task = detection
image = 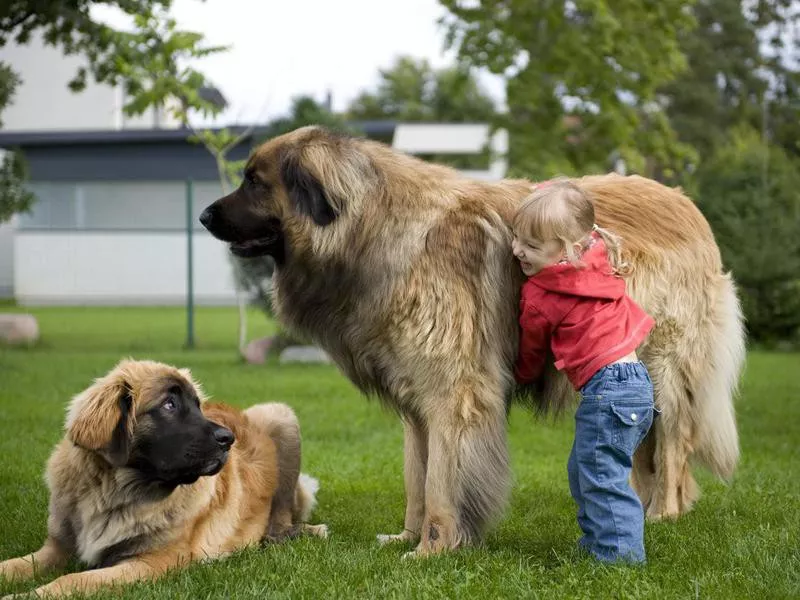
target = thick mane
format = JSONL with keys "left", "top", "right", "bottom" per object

{"left": 272, "top": 134, "right": 526, "bottom": 399}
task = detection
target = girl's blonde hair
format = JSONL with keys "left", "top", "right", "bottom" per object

{"left": 512, "top": 178, "right": 631, "bottom": 275}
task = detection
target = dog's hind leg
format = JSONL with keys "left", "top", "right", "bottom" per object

{"left": 636, "top": 353, "right": 699, "bottom": 521}
{"left": 631, "top": 425, "right": 657, "bottom": 511}
{"left": 377, "top": 416, "right": 427, "bottom": 546}
{"left": 0, "top": 537, "right": 69, "bottom": 584}
{"left": 244, "top": 403, "right": 302, "bottom": 539}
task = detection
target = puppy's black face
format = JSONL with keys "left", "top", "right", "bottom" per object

{"left": 127, "top": 377, "right": 234, "bottom": 487}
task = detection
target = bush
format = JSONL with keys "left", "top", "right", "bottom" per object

{"left": 0, "top": 149, "right": 35, "bottom": 224}
{"left": 693, "top": 127, "right": 800, "bottom": 345}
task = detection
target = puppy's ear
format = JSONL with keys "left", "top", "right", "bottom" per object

{"left": 279, "top": 129, "right": 375, "bottom": 226}
{"left": 178, "top": 368, "right": 208, "bottom": 403}
{"left": 65, "top": 373, "right": 135, "bottom": 466}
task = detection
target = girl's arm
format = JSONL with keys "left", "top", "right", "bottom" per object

{"left": 514, "top": 303, "right": 551, "bottom": 384}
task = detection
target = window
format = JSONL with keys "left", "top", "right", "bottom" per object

{"left": 18, "top": 181, "right": 223, "bottom": 231}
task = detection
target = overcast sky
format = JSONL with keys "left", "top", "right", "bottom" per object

{"left": 96, "top": 0, "right": 506, "bottom": 125}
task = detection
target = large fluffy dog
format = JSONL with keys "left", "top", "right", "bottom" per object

{"left": 0, "top": 359, "right": 326, "bottom": 597}
{"left": 200, "top": 126, "right": 745, "bottom": 556}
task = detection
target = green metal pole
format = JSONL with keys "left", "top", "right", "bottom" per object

{"left": 185, "top": 179, "right": 195, "bottom": 349}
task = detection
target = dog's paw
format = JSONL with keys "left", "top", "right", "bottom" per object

{"left": 376, "top": 534, "right": 404, "bottom": 545}
{"left": 302, "top": 523, "right": 329, "bottom": 539}
{"left": 645, "top": 503, "right": 681, "bottom": 522}
{"left": 376, "top": 530, "right": 417, "bottom": 546}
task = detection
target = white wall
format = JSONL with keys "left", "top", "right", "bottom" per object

{"left": 0, "top": 34, "right": 178, "bottom": 131}
{"left": 14, "top": 232, "right": 239, "bottom": 305}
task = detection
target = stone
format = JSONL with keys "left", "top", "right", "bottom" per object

{"left": 0, "top": 313, "right": 40, "bottom": 346}
{"left": 240, "top": 336, "right": 273, "bottom": 365}
{"left": 279, "top": 345, "right": 332, "bottom": 365}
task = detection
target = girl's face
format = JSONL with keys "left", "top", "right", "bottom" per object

{"left": 511, "top": 233, "right": 563, "bottom": 276}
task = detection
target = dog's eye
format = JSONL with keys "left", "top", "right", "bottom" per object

{"left": 162, "top": 398, "right": 177, "bottom": 412}
{"left": 244, "top": 171, "right": 270, "bottom": 192}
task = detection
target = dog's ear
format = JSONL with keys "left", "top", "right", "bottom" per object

{"left": 65, "top": 372, "right": 135, "bottom": 466}
{"left": 280, "top": 148, "right": 338, "bottom": 226}
{"left": 279, "top": 129, "right": 376, "bottom": 226}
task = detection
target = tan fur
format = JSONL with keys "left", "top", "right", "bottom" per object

{"left": 0, "top": 360, "right": 326, "bottom": 597}
{"left": 206, "top": 127, "right": 745, "bottom": 556}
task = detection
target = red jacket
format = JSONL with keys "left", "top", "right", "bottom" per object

{"left": 514, "top": 236, "right": 655, "bottom": 390}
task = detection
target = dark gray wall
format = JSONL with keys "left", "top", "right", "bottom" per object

{"left": 0, "top": 121, "right": 396, "bottom": 182}
{"left": 18, "top": 141, "right": 252, "bottom": 182}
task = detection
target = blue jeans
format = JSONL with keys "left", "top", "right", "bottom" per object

{"left": 567, "top": 362, "right": 655, "bottom": 563}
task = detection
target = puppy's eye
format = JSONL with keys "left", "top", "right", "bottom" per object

{"left": 162, "top": 398, "right": 177, "bottom": 412}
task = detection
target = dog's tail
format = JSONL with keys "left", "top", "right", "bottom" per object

{"left": 692, "top": 273, "right": 746, "bottom": 479}
{"left": 293, "top": 473, "right": 320, "bottom": 522}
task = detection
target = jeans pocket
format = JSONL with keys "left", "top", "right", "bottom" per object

{"left": 609, "top": 401, "right": 654, "bottom": 455}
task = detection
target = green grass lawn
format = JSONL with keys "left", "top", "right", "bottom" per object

{"left": 0, "top": 306, "right": 798, "bottom": 599}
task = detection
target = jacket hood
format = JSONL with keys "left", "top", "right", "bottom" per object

{"left": 528, "top": 237, "right": 624, "bottom": 300}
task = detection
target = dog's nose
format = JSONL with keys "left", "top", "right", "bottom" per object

{"left": 199, "top": 206, "right": 215, "bottom": 229}
{"left": 213, "top": 426, "right": 235, "bottom": 449}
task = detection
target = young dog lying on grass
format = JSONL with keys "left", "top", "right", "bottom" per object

{"left": 0, "top": 359, "right": 327, "bottom": 598}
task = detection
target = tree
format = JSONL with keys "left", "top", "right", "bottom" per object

{"left": 659, "top": 0, "right": 765, "bottom": 159}
{"left": 0, "top": 1, "right": 220, "bottom": 222}
{"left": 0, "top": 1, "right": 190, "bottom": 104}
{"left": 438, "top": 0, "right": 698, "bottom": 179}
{"left": 348, "top": 55, "right": 496, "bottom": 122}
{"left": 266, "top": 95, "right": 357, "bottom": 139}
{"left": 347, "top": 56, "right": 497, "bottom": 168}
{"left": 659, "top": 0, "right": 800, "bottom": 162}
{"left": 751, "top": 0, "right": 800, "bottom": 158}
{"left": 0, "top": 62, "right": 17, "bottom": 118}
{"left": 693, "top": 126, "right": 800, "bottom": 344}
{"left": 0, "top": 149, "right": 34, "bottom": 224}
{"left": 0, "top": 62, "right": 33, "bottom": 224}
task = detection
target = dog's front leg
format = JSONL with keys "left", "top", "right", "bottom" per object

{"left": 406, "top": 396, "right": 510, "bottom": 558}
{"left": 16, "top": 551, "right": 181, "bottom": 598}
{"left": 377, "top": 416, "right": 427, "bottom": 546}
{"left": 408, "top": 412, "right": 464, "bottom": 558}
{"left": 0, "top": 538, "right": 69, "bottom": 584}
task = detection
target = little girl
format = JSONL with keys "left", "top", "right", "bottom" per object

{"left": 511, "top": 179, "right": 656, "bottom": 564}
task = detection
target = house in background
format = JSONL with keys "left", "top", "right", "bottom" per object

{"left": 1, "top": 32, "right": 181, "bottom": 132}
{"left": 0, "top": 32, "right": 179, "bottom": 301}
{"left": 1, "top": 127, "right": 255, "bottom": 305}
{"left": 0, "top": 123, "right": 507, "bottom": 305}
{"left": 0, "top": 36, "right": 507, "bottom": 305}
